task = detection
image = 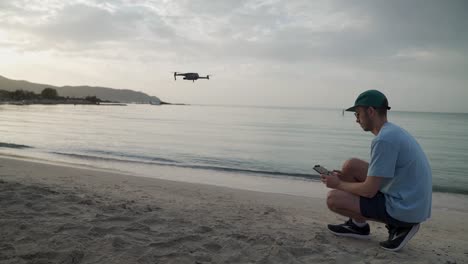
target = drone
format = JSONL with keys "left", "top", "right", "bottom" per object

{"left": 174, "top": 72, "right": 210, "bottom": 82}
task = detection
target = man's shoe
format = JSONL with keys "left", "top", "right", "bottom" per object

{"left": 327, "top": 218, "right": 370, "bottom": 239}
{"left": 380, "top": 223, "right": 420, "bottom": 252}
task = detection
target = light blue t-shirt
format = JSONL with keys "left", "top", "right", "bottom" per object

{"left": 368, "top": 122, "right": 432, "bottom": 223}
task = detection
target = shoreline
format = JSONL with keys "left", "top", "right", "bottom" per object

{"left": 1, "top": 151, "right": 467, "bottom": 197}
{"left": 1, "top": 156, "right": 467, "bottom": 263}
{"left": 0, "top": 101, "right": 126, "bottom": 106}
{"left": 0, "top": 152, "right": 329, "bottom": 199}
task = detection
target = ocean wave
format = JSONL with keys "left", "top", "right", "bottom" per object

{"left": 85, "top": 149, "right": 180, "bottom": 164}
{"left": 51, "top": 152, "right": 176, "bottom": 165}
{"left": 51, "top": 151, "right": 321, "bottom": 181}
{"left": 50, "top": 151, "right": 468, "bottom": 195}
{"left": 0, "top": 142, "right": 32, "bottom": 149}
{"left": 432, "top": 185, "right": 468, "bottom": 195}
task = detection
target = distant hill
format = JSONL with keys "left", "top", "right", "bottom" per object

{"left": 0, "top": 75, "right": 161, "bottom": 104}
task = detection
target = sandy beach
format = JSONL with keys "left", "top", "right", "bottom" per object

{"left": 1, "top": 156, "right": 467, "bottom": 264}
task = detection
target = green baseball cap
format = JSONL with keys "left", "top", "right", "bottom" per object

{"left": 345, "top": 90, "right": 391, "bottom": 112}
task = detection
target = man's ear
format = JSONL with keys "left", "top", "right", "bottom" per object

{"left": 367, "top": 107, "right": 376, "bottom": 118}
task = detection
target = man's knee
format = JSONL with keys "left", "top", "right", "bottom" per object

{"left": 342, "top": 158, "right": 367, "bottom": 173}
{"left": 341, "top": 158, "right": 368, "bottom": 182}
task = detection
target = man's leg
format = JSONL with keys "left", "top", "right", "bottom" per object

{"left": 328, "top": 158, "right": 369, "bottom": 221}
{"left": 325, "top": 158, "right": 371, "bottom": 238}
{"left": 327, "top": 189, "right": 366, "bottom": 222}
{"left": 326, "top": 188, "right": 371, "bottom": 238}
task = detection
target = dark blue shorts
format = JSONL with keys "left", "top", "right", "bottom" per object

{"left": 360, "top": 192, "right": 415, "bottom": 227}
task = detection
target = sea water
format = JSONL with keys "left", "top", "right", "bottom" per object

{"left": 0, "top": 104, "right": 467, "bottom": 195}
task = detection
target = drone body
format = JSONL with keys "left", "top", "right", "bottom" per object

{"left": 174, "top": 72, "right": 210, "bottom": 82}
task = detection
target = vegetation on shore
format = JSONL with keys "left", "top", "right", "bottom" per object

{"left": 0, "top": 75, "right": 161, "bottom": 104}
{"left": 0, "top": 88, "right": 108, "bottom": 105}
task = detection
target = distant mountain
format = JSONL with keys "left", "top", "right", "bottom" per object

{"left": 0, "top": 75, "right": 161, "bottom": 104}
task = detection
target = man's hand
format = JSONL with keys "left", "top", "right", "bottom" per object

{"left": 320, "top": 171, "right": 342, "bottom": 189}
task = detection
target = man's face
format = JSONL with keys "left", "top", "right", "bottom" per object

{"left": 354, "top": 106, "right": 371, "bottom": 131}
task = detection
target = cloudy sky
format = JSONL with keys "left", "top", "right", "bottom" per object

{"left": 1, "top": 0, "right": 467, "bottom": 112}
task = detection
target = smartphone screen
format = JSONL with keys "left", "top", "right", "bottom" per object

{"left": 313, "top": 165, "right": 330, "bottom": 175}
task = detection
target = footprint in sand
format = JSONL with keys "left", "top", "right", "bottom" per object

{"left": 108, "top": 235, "right": 131, "bottom": 249}
{"left": 28, "top": 186, "right": 59, "bottom": 195}
{"left": 149, "top": 235, "right": 203, "bottom": 248}
{"left": 314, "top": 231, "right": 330, "bottom": 244}
{"left": 195, "top": 226, "right": 213, "bottom": 234}
{"left": 104, "top": 215, "right": 136, "bottom": 222}
{"left": 285, "top": 246, "right": 320, "bottom": 258}
{"left": 203, "top": 242, "right": 222, "bottom": 252}
{"left": 87, "top": 226, "right": 119, "bottom": 237}
{"left": 0, "top": 243, "right": 15, "bottom": 259}
{"left": 55, "top": 223, "right": 90, "bottom": 233}
{"left": 124, "top": 222, "right": 151, "bottom": 232}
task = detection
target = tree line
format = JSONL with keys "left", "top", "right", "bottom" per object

{"left": 0, "top": 88, "right": 102, "bottom": 103}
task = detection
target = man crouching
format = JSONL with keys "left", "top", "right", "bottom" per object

{"left": 321, "top": 90, "right": 432, "bottom": 252}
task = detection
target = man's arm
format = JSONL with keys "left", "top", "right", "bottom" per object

{"left": 337, "top": 175, "right": 382, "bottom": 198}
{"left": 321, "top": 173, "right": 382, "bottom": 198}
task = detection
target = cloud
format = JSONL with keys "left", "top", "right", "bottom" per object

{"left": 0, "top": 0, "right": 467, "bottom": 112}
{"left": 336, "top": 0, "right": 468, "bottom": 49}
{"left": 0, "top": 1, "right": 175, "bottom": 52}
{"left": 3, "top": 0, "right": 466, "bottom": 64}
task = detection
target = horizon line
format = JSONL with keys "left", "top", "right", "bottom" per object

{"left": 191, "top": 103, "right": 468, "bottom": 115}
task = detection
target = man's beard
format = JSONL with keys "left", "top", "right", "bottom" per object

{"left": 359, "top": 119, "right": 371, "bottom": 131}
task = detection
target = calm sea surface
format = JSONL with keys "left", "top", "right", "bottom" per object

{"left": 1, "top": 104, "right": 467, "bottom": 195}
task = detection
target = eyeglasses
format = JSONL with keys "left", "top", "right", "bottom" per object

{"left": 354, "top": 107, "right": 373, "bottom": 119}
{"left": 354, "top": 107, "right": 369, "bottom": 119}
